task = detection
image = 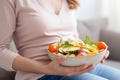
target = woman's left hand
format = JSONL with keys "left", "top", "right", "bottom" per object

{"left": 101, "top": 50, "right": 110, "bottom": 63}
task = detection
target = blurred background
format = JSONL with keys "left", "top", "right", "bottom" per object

{"left": 76, "top": 0, "right": 120, "bottom": 32}
{"left": 75, "top": 0, "right": 120, "bottom": 69}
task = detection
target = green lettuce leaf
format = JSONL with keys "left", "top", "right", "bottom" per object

{"left": 84, "top": 35, "right": 93, "bottom": 45}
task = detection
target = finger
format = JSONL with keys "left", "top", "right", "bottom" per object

{"left": 102, "top": 55, "right": 107, "bottom": 62}
{"left": 101, "top": 59, "right": 105, "bottom": 63}
{"left": 101, "top": 57, "right": 105, "bottom": 63}
{"left": 105, "top": 50, "right": 109, "bottom": 59}
{"left": 64, "top": 65, "right": 94, "bottom": 76}
{"left": 51, "top": 56, "right": 66, "bottom": 66}
{"left": 101, "top": 50, "right": 110, "bottom": 63}
{"left": 104, "top": 54, "right": 109, "bottom": 60}
{"left": 101, "top": 56, "right": 108, "bottom": 63}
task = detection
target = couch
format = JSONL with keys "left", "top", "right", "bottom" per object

{"left": 77, "top": 18, "right": 120, "bottom": 69}
{"left": 0, "top": 18, "right": 120, "bottom": 80}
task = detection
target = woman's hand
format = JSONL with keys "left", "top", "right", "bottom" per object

{"left": 43, "top": 56, "right": 94, "bottom": 76}
{"left": 101, "top": 50, "right": 110, "bottom": 63}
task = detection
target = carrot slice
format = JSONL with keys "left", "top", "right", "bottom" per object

{"left": 57, "top": 41, "right": 60, "bottom": 49}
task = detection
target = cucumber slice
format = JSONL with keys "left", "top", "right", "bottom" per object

{"left": 59, "top": 47, "right": 80, "bottom": 55}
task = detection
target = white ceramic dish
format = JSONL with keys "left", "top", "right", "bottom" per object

{"left": 48, "top": 48, "right": 107, "bottom": 66}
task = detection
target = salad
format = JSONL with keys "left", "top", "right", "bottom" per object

{"left": 48, "top": 36, "right": 107, "bottom": 57}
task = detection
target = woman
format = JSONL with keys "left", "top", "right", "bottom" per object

{"left": 0, "top": 0, "right": 120, "bottom": 80}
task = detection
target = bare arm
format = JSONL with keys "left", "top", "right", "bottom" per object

{"left": 12, "top": 55, "right": 94, "bottom": 76}
{"left": 12, "top": 55, "right": 45, "bottom": 74}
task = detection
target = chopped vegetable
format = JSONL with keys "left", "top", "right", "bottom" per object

{"left": 48, "top": 36, "right": 107, "bottom": 57}
{"left": 97, "top": 41, "right": 107, "bottom": 50}
{"left": 48, "top": 44, "right": 57, "bottom": 53}
{"left": 84, "top": 35, "right": 93, "bottom": 45}
{"left": 57, "top": 41, "right": 60, "bottom": 49}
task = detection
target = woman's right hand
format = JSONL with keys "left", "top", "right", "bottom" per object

{"left": 43, "top": 56, "right": 94, "bottom": 76}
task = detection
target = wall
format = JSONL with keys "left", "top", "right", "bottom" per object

{"left": 76, "top": 0, "right": 120, "bottom": 32}
{"left": 76, "top": 0, "right": 102, "bottom": 21}
{"left": 102, "top": 0, "right": 120, "bottom": 32}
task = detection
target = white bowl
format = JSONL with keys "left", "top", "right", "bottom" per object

{"left": 48, "top": 48, "right": 107, "bottom": 66}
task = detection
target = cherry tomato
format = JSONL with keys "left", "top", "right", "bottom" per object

{"left": 97, "top": 41, "right": 107, "bottom": 50}
{"left": 48, "top": 44, "right": 57, "bottom": 53}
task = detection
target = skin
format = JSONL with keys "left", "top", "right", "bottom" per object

{"left": 12, "top": 56, "right": 94, "bottom": 76}
{"left": 12, "top": 50, "right": 109, "bottom": 76}
{"left": 101, "top": 50, "right": 109, "bottom": 63}
{"left": 12, "top": 0, "right": 109, "bottom": 76}
{"left": 40, "top": 0, "right": 62, "bottom": 14}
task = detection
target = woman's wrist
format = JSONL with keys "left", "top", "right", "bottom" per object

{"left": 37, "top": 61, "right": 53, "bottom": 75}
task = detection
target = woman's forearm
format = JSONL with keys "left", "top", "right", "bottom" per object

{"left": 12, "top": 55, "right": 45, "bottom": 74}
{"left": 12, "top": 55, "right": 94, "bottom": 76}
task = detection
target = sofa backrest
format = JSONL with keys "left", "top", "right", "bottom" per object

{"left": 100, "top": 29, "right": 120, "bottom": 61}
{"left": 77, "top": 18, "right": 108, "bottom": 41}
